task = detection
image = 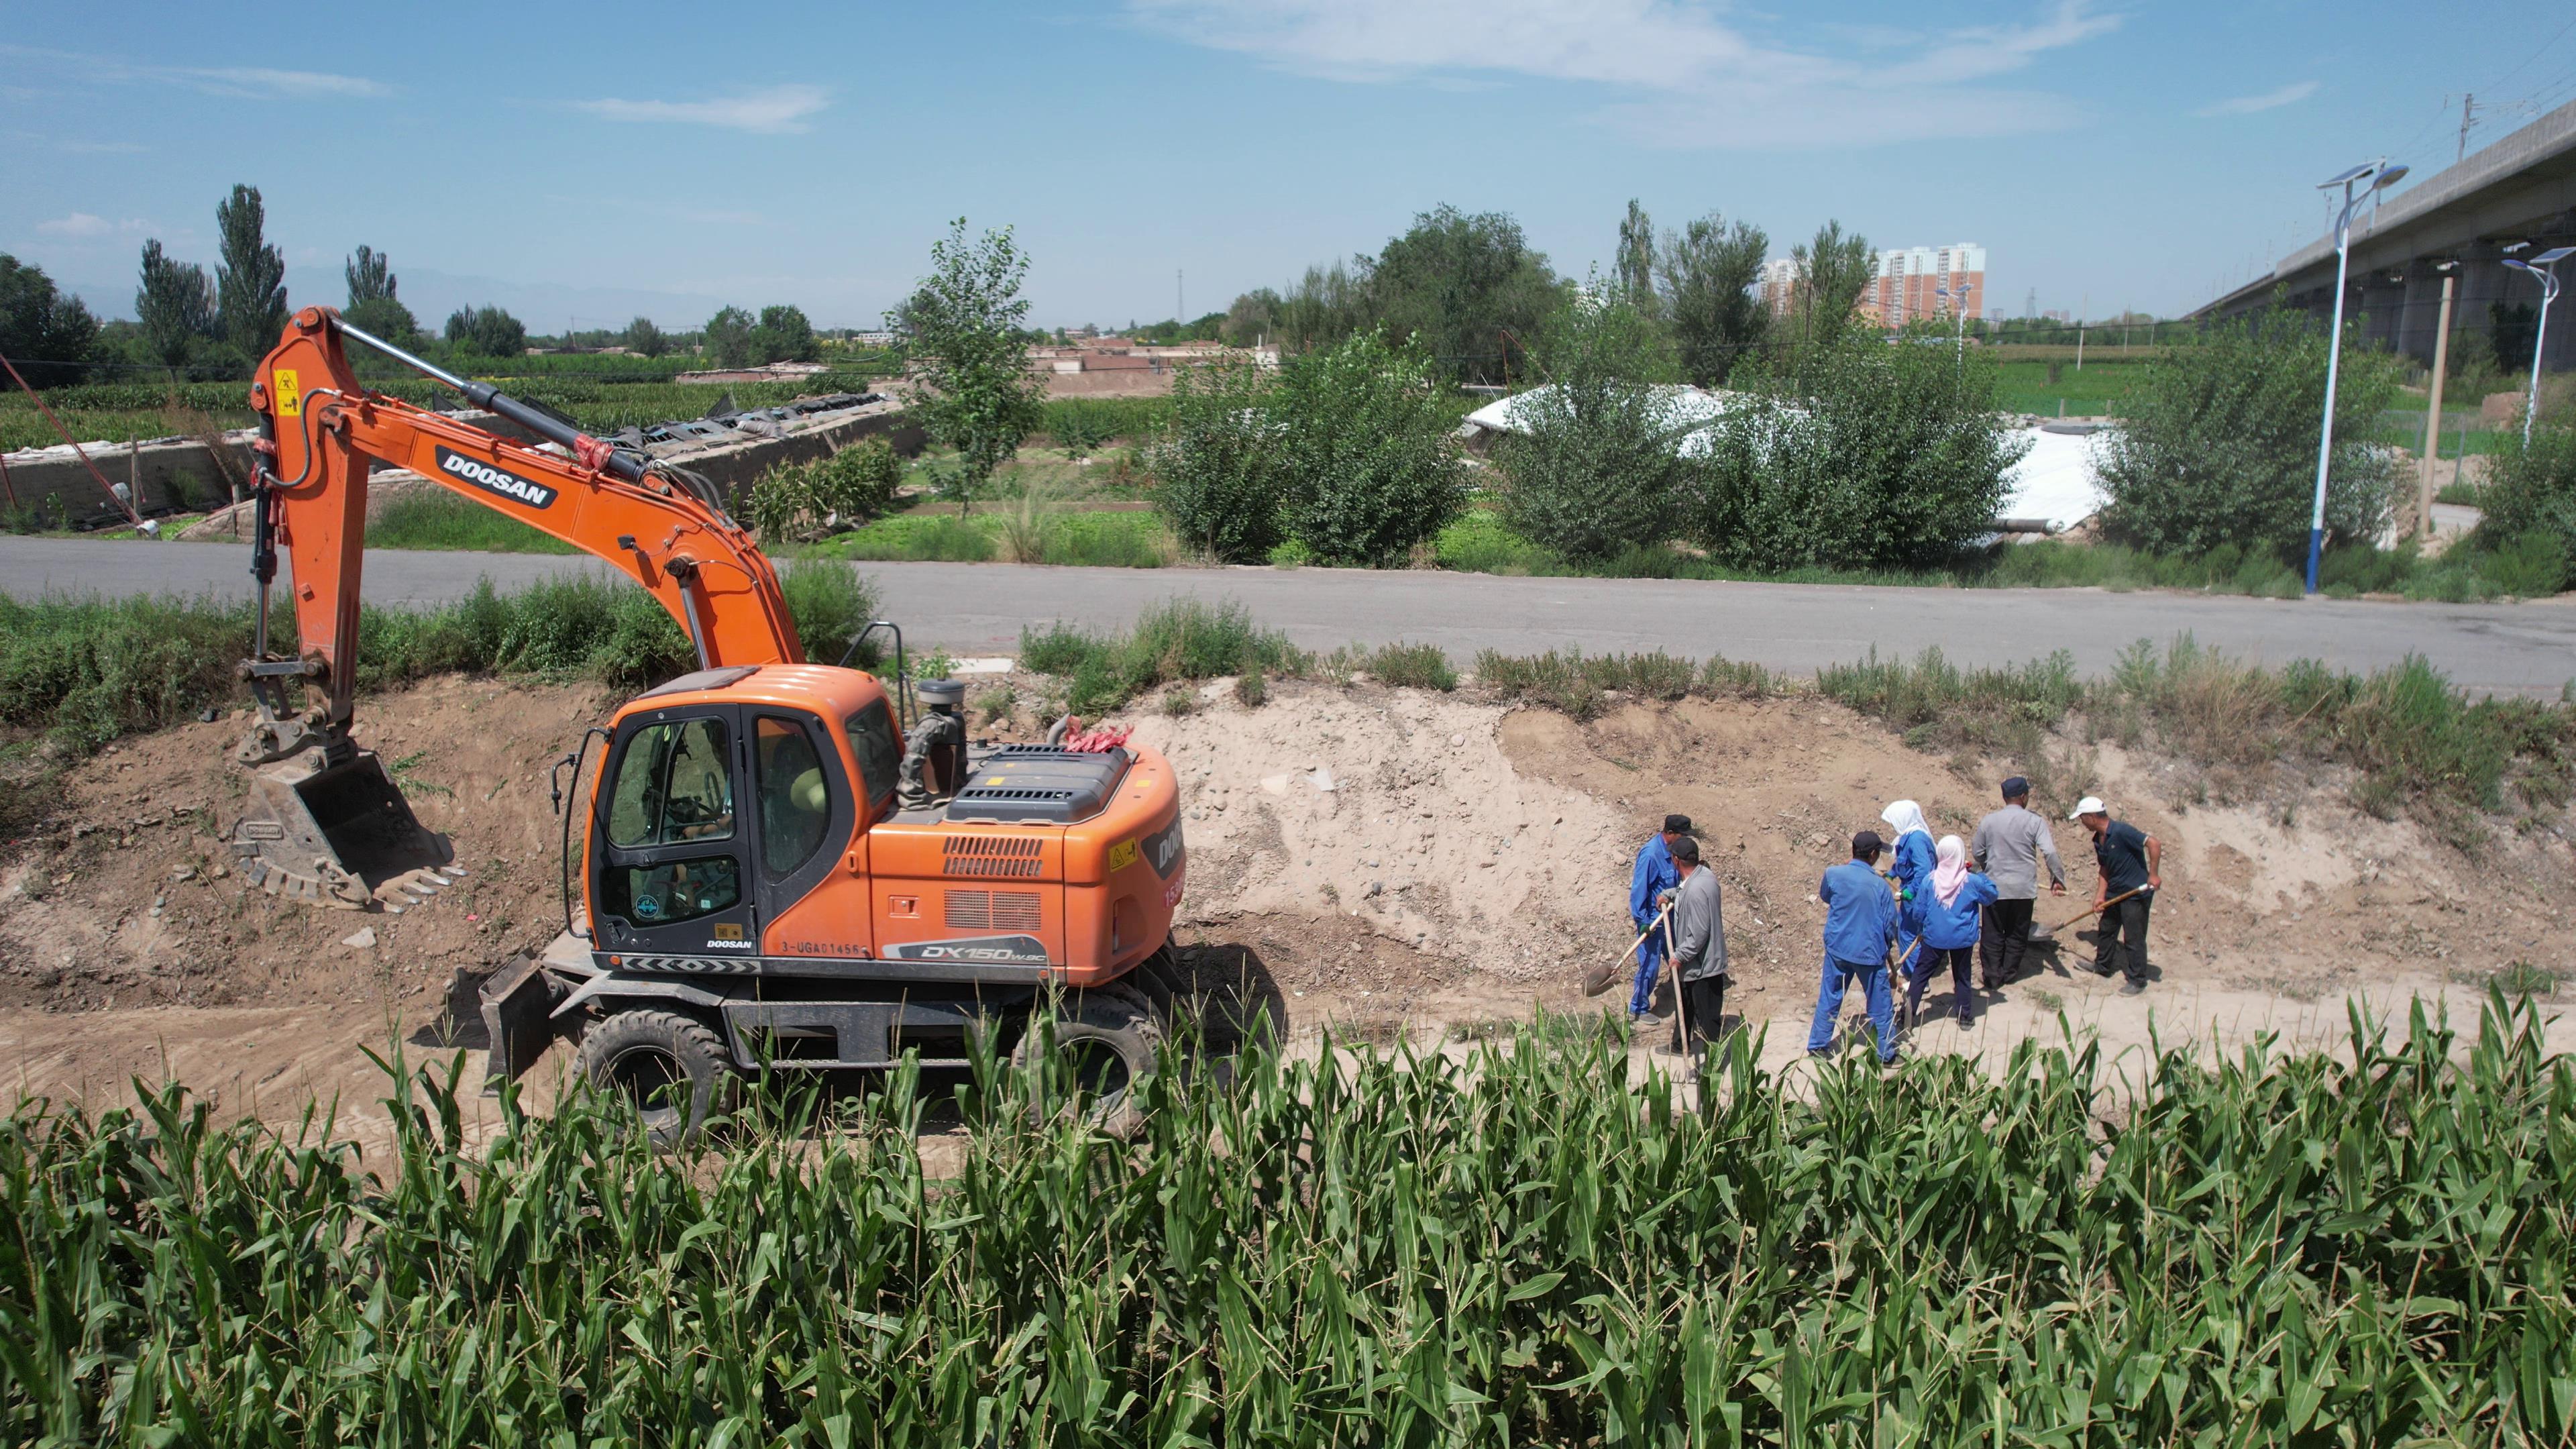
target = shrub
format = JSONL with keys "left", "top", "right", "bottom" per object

{"left": 1433, "top": 511, "right": 1558, "bottom": 574}
{"left": 1274, "top": 329, "right": 1467, "bottom": 565}
{"left": 2094, "top": 306, "right": 2404, "bottom": 560}
{"left": 1362, "top": 641, "right": 1456, "bottom": 690}
{"left": 1495, "top": 295, "right": 1699, "bottom": 561}
{"left": 1018, "top": 598, "right": 1304, "bottom": 714}
{"left": 1146, "top": 356, "right": 1289, "bottom": 562}
{"left": 2477, "top": 419, "right": 2576, "bottom": 591}
{"left": 1694, "top": 331, "right": 2026, "bottom": 571}
{"left": 747, "top": 437, "right": 903, "bottom": 543}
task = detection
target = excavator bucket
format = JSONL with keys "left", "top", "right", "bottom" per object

{"left": 229, "top": 747, "right": 458, "bottom": 909}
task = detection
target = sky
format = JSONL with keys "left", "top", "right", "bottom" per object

{"left": 8, "top": 0, "right": 2576, "bottom": 334}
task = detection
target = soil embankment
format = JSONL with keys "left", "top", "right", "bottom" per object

{"left": 3, "top": 674, "right": 2571, "bottom": 1131}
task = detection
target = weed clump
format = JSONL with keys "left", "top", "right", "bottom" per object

{"left": 1019, "top": 599, "right": 1304, "bottom": 716}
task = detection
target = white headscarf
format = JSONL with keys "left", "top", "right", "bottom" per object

{"left": 1880, "top": 799, "right": 1931, "bottom": 843}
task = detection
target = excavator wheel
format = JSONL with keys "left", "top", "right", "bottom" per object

{"left": 1012, "top": 985, "right": 1165, "bottom": 1139}
{"left": 574, "top": 1008, "right": 740, "bottom": 1151}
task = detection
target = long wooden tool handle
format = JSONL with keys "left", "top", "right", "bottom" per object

{"left": 2049, "top": 885, "right": 2146, "bottom": 934}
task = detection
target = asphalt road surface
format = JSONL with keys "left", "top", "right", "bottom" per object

{"left": 5, "top": 538, "right": 2572, "bottom": 696}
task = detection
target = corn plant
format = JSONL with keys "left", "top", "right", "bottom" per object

{"left": 5, "top": 994, "right": 2572, "bottom": 1445}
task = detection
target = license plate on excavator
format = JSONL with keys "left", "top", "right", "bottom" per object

{"left": 229, "top": 747, "right": 456, "bottom": 909}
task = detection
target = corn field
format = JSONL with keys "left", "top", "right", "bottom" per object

{"left": 5, "top": 996, "right": 2573, "bottom": 1445}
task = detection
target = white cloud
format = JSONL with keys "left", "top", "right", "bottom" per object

{"left": 0, "top": 46, "right": 389, "bottom": 99}
{"left": 36, "top": 212, "right": 147, "bottom": 239}
{"left": 2194, "top": 80, "right": 2318, "bottom": 118}
{"left": 1125, "top": 0, "right": 2121, "bottom": 147}
{"left": 575, "top": 86, "right": 828, "bottom": 134}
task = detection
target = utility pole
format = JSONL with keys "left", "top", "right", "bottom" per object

{"left": 2420, "top": 268, "right": 2456, "bottom": 537}
{"left": 2457, "top": 94, "right": 2475, "bottom": 164}
{"left": 1177, "top": 270, "right": 1184, "bottom": 327}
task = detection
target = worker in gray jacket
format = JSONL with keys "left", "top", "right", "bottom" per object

{"left": 1658, "top": 836, "right": 1729, "bottom": 1061}
{"left": 1969, "top": 776, "right": 2065, "bottom": 989}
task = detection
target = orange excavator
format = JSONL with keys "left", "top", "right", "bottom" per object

{"left": 233, "top": 307, "right": 1185, "bottom": 1139}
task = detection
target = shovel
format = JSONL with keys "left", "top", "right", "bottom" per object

{"left": 1582, "top": 902, "right": 1674, "bottom": 998}
{"left": 2041, "top": 885, "right": 2148, "bottom": 938}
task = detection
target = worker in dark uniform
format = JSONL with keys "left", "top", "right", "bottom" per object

{"left": 2072, "top": 796, "right": 2160, "bottom": 996}
{"left": 1658, "top": 835, "right": 1729, "bottom": 1064}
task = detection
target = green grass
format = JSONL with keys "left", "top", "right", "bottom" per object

{"left": 368, "top": 492, "right": 579, "bottom": 553}
{"left": 1019, "top": 598, "right": 1304, "bottom": 715}
{"left": 0, "top": 563, "right": 879, "bottom": 753}
{"left": 1819, "top": 637, "right": 2575, "bottom": 845}
{"left": 1474, "top": 648, "right": 1780, "bottom": 718}
{"left": 8, "top": 997, "right": 2576, "bottom": 1442}
{"left": 1992, "top": 356, "right": 2153, "bottom": 417}
{"left": 810, "top": 507, "right": 1175, "bottom": 568}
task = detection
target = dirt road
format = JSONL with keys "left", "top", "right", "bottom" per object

{"left": 5, "top": 537, "right": 2573, "bottom": 695}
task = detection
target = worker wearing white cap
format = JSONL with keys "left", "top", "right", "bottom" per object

{"left": 2070, "top": 798, "right": 2159, "bottom": 996}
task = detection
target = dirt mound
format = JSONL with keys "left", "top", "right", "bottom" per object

{"left": 4, "top": 672, "right": 2571, "bottom": 1122}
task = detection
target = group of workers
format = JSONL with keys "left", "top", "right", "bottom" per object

{"left": 1625, "top": 780, "right": 2162, "bottom": 1065}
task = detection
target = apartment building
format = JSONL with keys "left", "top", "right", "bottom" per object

{"left": 1864, "top": 244, "right": 1987, "bottom": 327}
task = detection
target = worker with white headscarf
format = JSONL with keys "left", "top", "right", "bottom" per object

{"left": 1879, "top": 800, "right": 1935, "bottom": 981}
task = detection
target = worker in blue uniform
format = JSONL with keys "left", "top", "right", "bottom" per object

{"left": 1880, "top": 800, "right": 1935, "bottom": 982}
{"left": 1626, "top": 814, "right": 1693, "bottom": 1026}
{"left": 1807, "top": 830, "right": 1901, "bottom": 1064}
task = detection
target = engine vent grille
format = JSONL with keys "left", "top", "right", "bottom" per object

{"left": 945, "top": 890, "right": 1042, "bottom": 931}
{"left": 943, "top": 835, "right": 1044, "bottom": 877}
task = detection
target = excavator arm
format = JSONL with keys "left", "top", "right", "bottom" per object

{"left": 229, "top": 306, "right": 807, "bottom": 906}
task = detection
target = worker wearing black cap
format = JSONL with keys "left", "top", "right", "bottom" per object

{"left": 1625, "top": 814, "right": 1695, "bottom": 1026}
{"left": 1970, "top": 775, "right": 2064, "bottom": 989}
{"left": 1806, "top": 830, "right": 1900, "bottom": 1064}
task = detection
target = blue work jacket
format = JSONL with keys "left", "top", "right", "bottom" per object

{"left": 1629, "top": 835, "right": 1678, "bottom": 929}
{"left": 1819, "top": 859, "right": 1898, "bottom": 967}
{"left": 1918, "top": 871, "right": 2001, "bottom": 951}
{"left": 1888, "top": 830, "right": 1935, "bottom": 924}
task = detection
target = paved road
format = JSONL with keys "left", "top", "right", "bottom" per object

{"left": 6, "top": 538, "right": 2572, "bottom": 694}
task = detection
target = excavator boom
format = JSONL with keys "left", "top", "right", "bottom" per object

{"left": 231, "top": 307, "right": 806, "bottom": 906}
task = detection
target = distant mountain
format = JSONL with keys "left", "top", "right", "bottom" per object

{"left": 63, "top": 264, "right": 729, "bottom": 333}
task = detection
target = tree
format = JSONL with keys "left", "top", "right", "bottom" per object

{"left": 1499, "top": 290, "right": 1697, "bottom": 561}
{"left": 215, "top": 183, "right": 287, "bottom": 358}
{"left": 702, "top": 306, "right": 756, "bottom": 368}
{"left": 135, "top": 239, "right": 217, "bottom": 371}
{"left": 1220, "top": 287, "right": 1281, "bottom": 345}
{"left": 621, "top": 316, "right": 669, "bottom": 358}
{"left": 1615, "top": 199, "right": 1657, "bottom": 313}
{"left": 1786, "top": 220, "right": 1876, "bottom": 350}
{"left": 1658, "top": 213, "right": 1770, "bottom": 387}
{"left": 751, "top": 304, "right": 818, "bottom": 364}
{"left": 1147, "top": 356, "right": 1291, "bottom": 562}
{"left": 342, "top": 296, "right": 419, "bottom": 345}
{"left": 1276, "top": 260, "right": 1372, "bottom": 354}
{"left": 2094, "top": 306, "right": 2403, "bottom": 561}
{"left": 893, "top": 218, "right": 1048, "bottom": 511}
{"left": 345, "top": 245, "right": 396, "bottom": 306}
{"left": 0, "top": 254, "right": 101, "bottom": 387}
{"left": 1695, "top": 330, "right": 2027, "bottom": 571}
{"left": 443, "top": 305, "right": 527, "bottom": 358}
{"left": 1367, "top": 206, "right": 1561, "bottom": 386}
{"left": 1273, "top": 329, "right": 1466, "bottom": 564}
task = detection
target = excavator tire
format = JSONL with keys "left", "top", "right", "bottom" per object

{"left": 574, "top": 1008, "right": 740, "bottom": 1151}
{"left": 1012, "top": 985, "right": 1164, "bottom": 1139}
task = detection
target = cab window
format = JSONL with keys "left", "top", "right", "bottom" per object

{"left": 605, "top": 857, "right": 741, "bottom": 928}
{"left": 755, "top": 714, "right": 831, "bottom": 879}
{"left": 843, "top": 699, "right": 902, "bottom": 812}
{"left": 606, "top": 717, "right": 733, "bottom": 848}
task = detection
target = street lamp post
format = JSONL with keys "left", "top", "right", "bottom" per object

{"left": 2305, "top": 160, "right": 2410, "bottom": 596}
{"left": 2500, "top": 246, "right": 2573, "bottom": 447}
{"left": 1937, "top": 283, "right": 1978, "bottom": 369}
